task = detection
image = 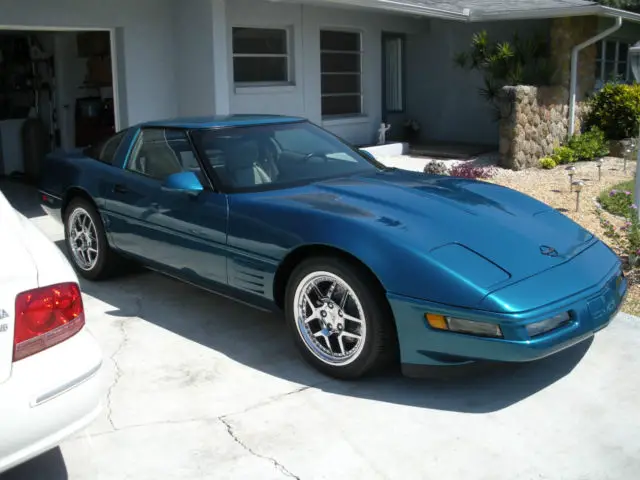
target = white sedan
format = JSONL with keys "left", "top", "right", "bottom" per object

{"left": 0, "top": 188, "right": 104, "bottom": 473}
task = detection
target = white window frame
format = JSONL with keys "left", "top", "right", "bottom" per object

{"left": 231, "top": 26, "right": 294, "bottom": 87}
{"left": 595, "top": 39, "right": 631, "bottom": 84}
{"left": 320, "top": 29, "right": 364, "bottom": 119}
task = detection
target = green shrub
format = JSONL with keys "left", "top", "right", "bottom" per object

{"left": 567, "top": 127, "right": 610, "bottom": 161}
{"left": 599, "top": 180, "right": 635, "bottom": 217}
{"left": 585, "top": 83, "right": 640, "bottom": 140}
{"left": 539, "top": 157, "right": 556, "bottom": 169}
{"left": 552, "top": 146, "right": 577, "bottom": 165}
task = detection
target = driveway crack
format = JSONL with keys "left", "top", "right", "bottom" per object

{"left": 220, "top": 417, "right": 300, "bottom": 479}
{"left": 106, "top": 296, "right": 142, "bottom": 430}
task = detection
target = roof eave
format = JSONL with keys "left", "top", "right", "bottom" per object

{"left": 294, "top": 0, "right": 469, "bottom": 21}
{"left": 468, "top": 5, "right": 640, "bottom": 23}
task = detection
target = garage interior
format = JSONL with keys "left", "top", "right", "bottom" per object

{"left": 0, "top": 29, "right": 116, "bottom": 183}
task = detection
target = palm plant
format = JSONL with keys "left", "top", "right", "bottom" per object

{"left": 454, "top": 30, "right": 552, "bottom": 121}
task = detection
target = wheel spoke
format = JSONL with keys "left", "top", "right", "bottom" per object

{"left": 341, "top": 331, "right": 360, "bottom": 340}
{"left": 343, "top": 313, "right": 363, "bottom": 325}
{"left": 338, "top": 335, "right": 346, "bottom": 355}
{"left": 326, "top": 281, "right": 337, "bottom": 300}
{"left": 304, "top": 293, "right": 317, "bottom": 310}
{"left": 311, "top": 282, "right": 324, "bottom": 299}
{"left": 339, "top": 289, "right": 349, "bottom": 310}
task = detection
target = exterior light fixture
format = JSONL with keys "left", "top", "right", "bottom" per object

{"left": 567, "top": 165, "right": 576, "bottom": 191}
{"left": 596, "top": 157, "right": 604, "bottom": 181}
{"left": 573, "top": 180, "right": 585, "bottom": 211}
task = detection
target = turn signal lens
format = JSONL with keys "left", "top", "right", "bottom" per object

{"left": 425, "top": 313, "right": 503, "bottom": 338}
{"left": 425, "top": 313, "right": 448, "bottom": 330}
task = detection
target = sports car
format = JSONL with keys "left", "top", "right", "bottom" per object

{"left": 38, "top": 115, "right": 627, "bottom": 379}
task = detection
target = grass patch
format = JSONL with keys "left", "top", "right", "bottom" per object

{"left": 599, "top": 180, "right": 635, "bottom": 216}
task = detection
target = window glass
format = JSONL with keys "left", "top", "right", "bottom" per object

{"left": 127, "top": 129, "right": 204, "bottom": 182}
{"left": 190, "top": 121, "right": 377, "bottom": 191}
{"left": 233, "top": 28, "right": 287, "bottom": 55}
{"left": 384, "top": 36, "right": 404, "bottom": 112}
{"left": 232, "top": 27, "right": 290, "bottom": 84}
{"left": 84, "top": 130, "right": 126, "bottom": 165}
{"left": 595, "top": 40, "right": 631, "bottom": 85}
{"left": 320, "top": 30, "right": 362, "bottom": 117}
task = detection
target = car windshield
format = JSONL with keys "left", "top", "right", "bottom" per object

{"left": 189, "top": 121, "right": 380, "bottom": 191}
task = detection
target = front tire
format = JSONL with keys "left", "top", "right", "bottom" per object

{"left": 284, "top": 256, "right": 397, "bottom": 379}
{"left": 64, "top": 198, "right": 121, "bottom": 280}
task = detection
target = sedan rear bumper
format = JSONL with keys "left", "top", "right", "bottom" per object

{"left": 389, "top": 263, "right": 627, "bottom": 376}
{"left": 0, "top": 328, "right": 104, "bottom": 474}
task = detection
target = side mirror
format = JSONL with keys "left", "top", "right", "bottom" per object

{"left": 359, "top": 149, "right": 377, "bottom": 163}
{"left": 162, "top": 171, "right": 204, "bottom": 194}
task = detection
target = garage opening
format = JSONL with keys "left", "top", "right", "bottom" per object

{"left": 0, "top": 29, "right": 119, "bottom": 182}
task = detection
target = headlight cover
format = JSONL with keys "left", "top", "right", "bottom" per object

{"left": 526, "top": 312, "right": 571, "bottom": 337}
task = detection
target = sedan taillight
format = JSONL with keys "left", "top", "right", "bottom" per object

{"left": 14, "top": 282, "right": 85, "bottom": 362}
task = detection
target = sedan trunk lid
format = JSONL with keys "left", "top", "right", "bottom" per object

{"left": 0, "top": 192, "right": 38, "bottom": 384}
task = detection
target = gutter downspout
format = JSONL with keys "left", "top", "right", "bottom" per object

{"left": 568, "top": 16, "right": 623, "bottom": 138}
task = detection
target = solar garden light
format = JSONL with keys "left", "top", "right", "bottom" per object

{"left": 596, "top": 157, "right": 604, "bottom": 181}
{"left": 573, "top": 180, "right": 584, "bottom": 211}
{"left": 631, "top": 40, "right": 640, "bottom": 218}
{"left": 566, "top": 165, "right": 576, "bottom": 191}
{"left": 624, "top": 145, "right": 632, "bottom": 173}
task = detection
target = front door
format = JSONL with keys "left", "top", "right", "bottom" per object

{"left": 105, "top": 127, "right": 228, "bottom": 286}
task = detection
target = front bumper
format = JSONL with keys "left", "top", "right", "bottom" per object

{"left": 389, "top": 262, "right": 627, "bottom": 375}
{"left": 39, "top": 190, "right": 63, "bottom": 223}
{"left": 0, "top": 328, "right": 104, "bottom": 474}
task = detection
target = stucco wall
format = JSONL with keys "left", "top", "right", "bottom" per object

{"left": 405, "top": 18, "right": 551, "bottom": 146}
{"left": 0, "top": 0, "right": 178, "bottom": 127}
{"left": 173, "top": 0, "right": 216, "bottom": 117}
{"left": 225, "top": 0, "right": 424, "bottom": 145}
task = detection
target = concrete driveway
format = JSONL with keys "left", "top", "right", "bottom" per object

{"left": 1, "top": 179, "right": 639, "bottom": 480}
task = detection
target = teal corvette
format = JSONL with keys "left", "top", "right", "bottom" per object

{"left": 39, "top": 115, "right": 627, "bottom": 379}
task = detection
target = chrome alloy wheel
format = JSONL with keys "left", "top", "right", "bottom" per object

{"left": 293, "top": 271, "right": 367, "bottom": 366}
{"left": 68, "top": 208, "right": 99, "bottom": 271}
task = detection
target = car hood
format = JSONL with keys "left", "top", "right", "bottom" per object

{"left": 281, "top": 170, "right": 595, "bottom": 287}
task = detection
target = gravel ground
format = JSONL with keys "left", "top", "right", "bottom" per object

{"left": 379, "top": 153, "right": 640, "bottom": 315}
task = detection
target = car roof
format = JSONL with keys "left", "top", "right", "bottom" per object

{"left": 136, "top": 114, "right": 306, "bottom": 130}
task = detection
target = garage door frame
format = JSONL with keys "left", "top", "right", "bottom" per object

{"left": 0, "top": 24, "right": 123, "bottom": 135}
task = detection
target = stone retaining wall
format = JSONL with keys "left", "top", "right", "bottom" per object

{"left": 498, "top": 86, "right": 590, "bottom": 170}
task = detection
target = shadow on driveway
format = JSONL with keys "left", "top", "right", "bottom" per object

{"left": 55, "top": 237, "right": 591, "bottom": 415}
{"left": 0, "top": 448, "right": 67, "bottom": 480}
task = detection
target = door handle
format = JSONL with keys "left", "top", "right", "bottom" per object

{"left": 113, "top": 184, "right": 128, "bottom": 194}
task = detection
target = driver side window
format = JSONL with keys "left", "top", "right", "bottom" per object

{"left": 126, "top": 128, "right": 203, "bottom": 182}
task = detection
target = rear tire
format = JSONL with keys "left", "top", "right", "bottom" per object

{"left": 64, "top": 198, "right": 123, "bottom": 280}
{"left": 284, "top": 256, "right": 397, "bottom": 379}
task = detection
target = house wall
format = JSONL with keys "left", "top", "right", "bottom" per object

{"left": 0, "top": 0, "right": 178, "bottom": 127}
{"left": 405, "top": 18, "right": 551, "bottom": 146}
{"left": 225, "top": 0, "right": 424, "bottom": 145}
{"left": 173, "top": 0, "right": 216, "bottom": 117}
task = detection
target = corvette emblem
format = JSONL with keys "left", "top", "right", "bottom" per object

{"left": 540, "top": 245, "right": 559, "bottom": 257}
